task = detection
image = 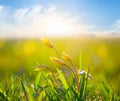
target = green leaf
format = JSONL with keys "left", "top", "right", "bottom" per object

{"left": 35, "top": 72, "right": 42, "bottom": 89}
{"left": 79, "top": 74, "right": 85, "bottom": 100}
{"left": 84, "top": 66, "right": 90, "bottom": 95}
{"left": 102, "top": 81, "right": 111, "bottom": 94}
{"left": 102, "top": 81, "right": 120, "bottom": 101}
{"left": 25, "top": 86, "right": 33, "bottom": 101}
{"left": 56, "top": 68, "right": 68, "bottom": 90}
{"left": 0, "top": 88, "right": 10, "bottom": 101}
{"left": 21, "top": 81, "right": 28, "bottom": 101}
{"left": 70, "top": 87, "right": 78, "bottom": 100}
{"left": 11, "top": 74, "right": 16, "bottom": 96}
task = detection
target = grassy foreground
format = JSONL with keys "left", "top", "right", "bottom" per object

{"left": 0, "top": 37, "right": 120, "bottom": 101}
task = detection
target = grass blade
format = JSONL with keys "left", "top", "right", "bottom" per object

{"left": 21, "top": 81, "right": 28, "bottom": 101}
{"left": 102, "top": 81, "right": 120, "bottom": 101}
{"left": 0, "top": 88, "right": 10, "bottom": 101}
{"left": 79, "top": 74, "right": 85, "bottom": 100}
{"left": 35, "top": 72, "right": 42, "bottom": 89}
{"left": 56, "top": 68, "right": 68, "bottom": 90}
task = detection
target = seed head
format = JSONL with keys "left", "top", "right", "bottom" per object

{"left": 41, "top": 37, "right": 53, "bottom": 48}
{"left": 62, "top": 52, "right": 72, "bottom": 62}
{"left": 50, "top": 57, "right": 66, "bottom": 66}
{"left": 88, "top": 73, "right": 93, "bottom": 80}
{"left": 34, "top": 65, "right": 48, "bottom": 71}
{"left": 34, "top": 67, "right": 40, "bottom": 71}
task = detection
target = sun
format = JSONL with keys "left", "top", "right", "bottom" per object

{"left": 42, "top": 14, "right": 75, "bottom": 36}
{"left": 46, "top": 22, "right": 71, "bottom": 34}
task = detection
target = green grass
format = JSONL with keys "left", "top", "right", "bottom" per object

{"left": 0, "top": 37, "right": 120, "bottom": 101}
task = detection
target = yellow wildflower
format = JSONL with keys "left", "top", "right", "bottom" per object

{"left": 50, "top": 57, "right": 66, "bottom": 66}
{"left": 41, "top": 37, "right": 53, "bottom": 48}
{"left": 62, "top": 52, "right": 71, "bottom": 62}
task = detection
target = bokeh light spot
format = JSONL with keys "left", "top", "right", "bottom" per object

{"left": 97, "top": 44, "right": 108, "bottom": 58}
{"left": 23, "top": 41, "right": 37, "bottom": 56}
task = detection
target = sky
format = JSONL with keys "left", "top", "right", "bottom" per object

{"left": 0, "top": 0, "right": 120, "bottom": 38}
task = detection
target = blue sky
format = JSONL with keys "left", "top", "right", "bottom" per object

{"left": 0, "top": 0, "right": 120, "bottom": 38}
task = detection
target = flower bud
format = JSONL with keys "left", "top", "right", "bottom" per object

{"left": 50, "top": 57, "right": 66, "bottom": 66}
{"left": 41, "top": 37, "right": 53, "bottom": 48}
{"left": 62, "top": 52, "right": 72, "bottom": 62}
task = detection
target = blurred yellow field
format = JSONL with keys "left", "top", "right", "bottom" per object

{"left": 0, "top": 37, "right": 120, "bottom": 92}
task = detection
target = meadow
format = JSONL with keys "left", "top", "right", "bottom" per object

{"left": 0, "top": 37, "right": 120, "bottom": 101}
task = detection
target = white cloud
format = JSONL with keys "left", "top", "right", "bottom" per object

{"left": 44, "top": 4, "right": 56, "bottom": 13}
{"left": 114, "top": 19, "right": 120, "bottom": 30}
{"left": 0, "top": 4, "right": 95, "bottom": 38}
{"left": 94, "top": 19, "right": 120, "bottom": 37}
{"left": 0, "top": 6, "right": 4, "bottom": 11}
{"left": 15, "top": 8, "right": 29, "bottom": 17}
